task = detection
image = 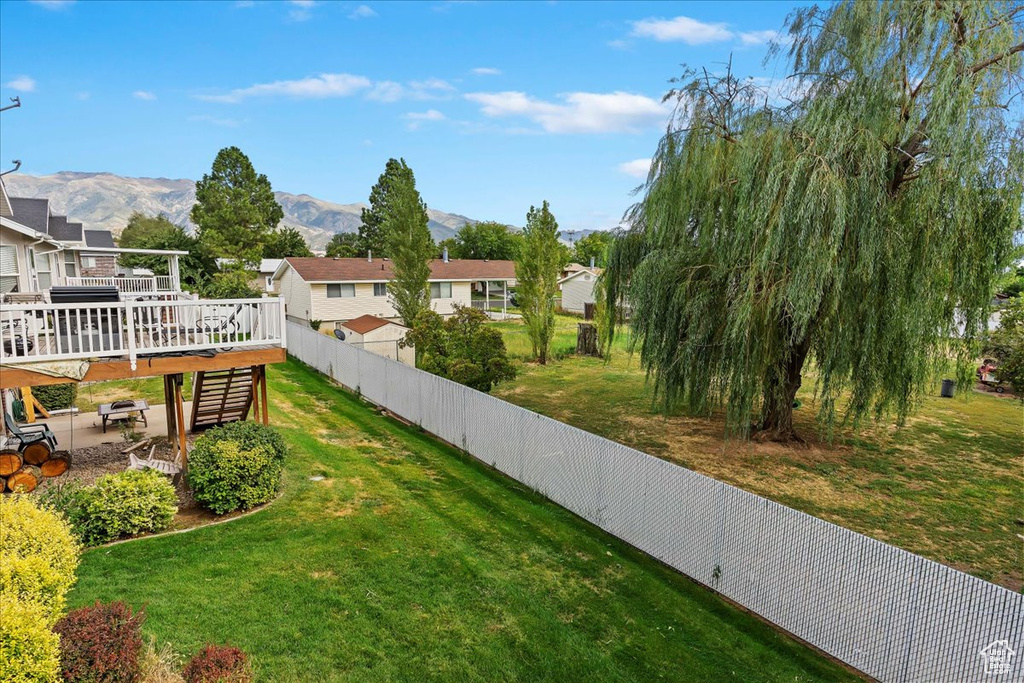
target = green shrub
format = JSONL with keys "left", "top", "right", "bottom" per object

{"left": 0, "top": 597, "right": 61, "bottom": 683}
{"left": 0, "top": 494, "right": 80, "bottom": 625}
{"left": 66, "top": 470, "right": 178, "bottom": 546}
{"left": 188, "top": 423, "right": 286, "bottom": 515}
{"left": 31, "top": 383, "right": 78, "bottom": 411}
{"left": 54, "top": 601, "right": 145, "bottom": 683}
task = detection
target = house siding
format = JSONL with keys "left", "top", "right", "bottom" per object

{"left": 332, "top": 322, "right": 415, "bottom": 366}
{"left": 81, "top": 255, "right": 116, "bottom": 278}
{"left": 310, "top": 280, "right": 472, "bottom": 323}
{"left": 561, "top": 273, "right": 597, "bottom": 314}
{"left": 0, "top": 226, "right": 35, "bottom": 293}
{"left": 279, "top": 267, "right": 313, "bottom": 322}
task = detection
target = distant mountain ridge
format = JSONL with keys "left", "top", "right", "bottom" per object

{"left": 3, "top": 171, "right": 479, "bottom": 251}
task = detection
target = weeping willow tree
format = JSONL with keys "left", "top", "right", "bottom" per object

{"left": 603, "top": 1, "right": 1024, "bottom": 441}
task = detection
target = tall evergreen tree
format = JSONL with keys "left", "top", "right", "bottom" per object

{"left": 602, "top": 1, "right": 1024, "bottom": 441}
{"left": 191, "top": 146, "right": 283, "bottom": 269}
{"left": 383, "top": 168, "right": 434, "bottom": 326}
{"left": 516, "top": 201, "right": 564, "bottom": 364}
{"left": 359, "top": 158, "right": 418, "bottom": 258}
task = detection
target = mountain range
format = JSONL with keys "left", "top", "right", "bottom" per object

{"left": 2, "top": 172, "right": 478, "bottom": 251}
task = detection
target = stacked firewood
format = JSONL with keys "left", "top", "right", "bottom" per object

{"left": 0, "top": 445, "right": 70, "bottom": 492}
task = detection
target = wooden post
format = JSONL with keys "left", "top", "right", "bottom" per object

{"left": 163, "top": 374, "right": 176, "bottom": 443}
{"left": 259, "top": 365, "right": 269, "bottom": 425}
{"left": 173, "top": 374, "right": 187, "bottom": 470}
{"left": 250, "top": 366, "right": 260, "bottom": 422}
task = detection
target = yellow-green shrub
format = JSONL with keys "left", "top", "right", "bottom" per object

{"left": 0, "top": 495, "right": 80, "bottom": 624}
{"left": 0, "top": 593, "right": 61, "bottom": 683}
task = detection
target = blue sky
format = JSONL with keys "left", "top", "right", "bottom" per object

{"left": 0, "top": 0, "right": 803, "bottom": 229}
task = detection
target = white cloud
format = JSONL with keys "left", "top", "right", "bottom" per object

{"left": 349, "top": 4, "right": 376, "bottom": 19}
{"left": 133, "top": 90, "right": 157, "bottom": 101}
{"left": 465, "top": 90, "right": 668, "bottom": 134}
{"left": 471, "top": 67, "right": 501, "bottom": 76}
{"left": 288, "top": 0, "right": 316, "bottom": 21}
{"left": 365, "top": 81, "right": 404, "bottom": 103}
{"left": 618, "top": 158, "right": 652, "bottom": 178}
{"left": 631, "top": 16, "right": 733, "bottom": 44}
{"left": 198, "top": 73, "right": 372, "bottom": 103}
{"left": 403, "top": 109, "right": 445, "bottom": 130}
{"left": 6, "top": 76, "right": 36, "bottom": 92}
{"left": 628, "top": 16, "right": 783, "bottom": 48}
{"left": 739, "top": 29, "right": 780, "bottom": 46}
{"left": 188, "top": 114, "right": 242, "bottom": 127}
{"left": 366, "top": 78, "right": 455, "bottom": 102}
{"left": 29, "top": 0, "right": 74, "bottom": 9}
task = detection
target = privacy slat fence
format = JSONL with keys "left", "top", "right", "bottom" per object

{"left": 288, "top": 322, "right": 1022, "bottom": 683}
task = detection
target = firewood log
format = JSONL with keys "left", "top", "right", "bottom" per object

{"left": 40, "top": 451, "right": 71, "bottom": 477}
{"left": 6, "top": 465, "right": 42, "bottom": 493}
{"left": 0, "top": 449, "right": 23, "bottom": 477}
{"left": 21, "top": 442, "right": 52, "bottom": 466}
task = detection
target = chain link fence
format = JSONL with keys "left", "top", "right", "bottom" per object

{"left": 287, "top": 321, "right": 1021, "bottom": 682}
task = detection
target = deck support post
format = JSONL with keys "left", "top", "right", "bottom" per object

{"left": 163, "top": 374, "right": 176, "bottom": 443}
{"left": 250, "top": 366, "right": 260, "bottom": 422}
{"left": 259, "top": 365, "right": 269, "bottom": 425}
{"left": 170, "top": 373, "right": 187, "bottom": 470}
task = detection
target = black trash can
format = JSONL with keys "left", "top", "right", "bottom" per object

{"left": 940, "top": 379, "right": 955, "bottom": 398}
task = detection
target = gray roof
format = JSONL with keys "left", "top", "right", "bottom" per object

{"left": 8, "top": 197, "right": 50, "bottom": 232}
{"left": 64, "top": 222, "right": 84, "bottom": 243}
{"left": 84, "top": 230, "right": 116, "bottom": 249}
{"left": 46, "top": 215, "right": 84, "bottom": 242}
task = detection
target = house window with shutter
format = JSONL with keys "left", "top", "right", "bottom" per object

{"left": 0, "top": 245, "right": 18, "bottom": 293}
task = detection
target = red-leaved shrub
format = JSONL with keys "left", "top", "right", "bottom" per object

{"left": 182, "top": 644, "right": 251, "bottom": 683}
{"left": 53, "top": 601, "right": 145, "bottom": 682}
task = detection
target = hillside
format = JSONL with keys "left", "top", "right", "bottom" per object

{"left": 3, "top": 171, "right": 477, "bottom": 250}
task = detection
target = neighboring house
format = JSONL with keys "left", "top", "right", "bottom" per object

{"left": 273, "top": 256, "right": 517, "bottom": 327}
{"left": 560, "top": 262, "right": 590, "bottom": 280}
{"left": 217, "top": 258, "right": 283, "bottom": 294}
{"left": 337, "top": 314, "right": 414, "bottom": 366}
{"left": 81, "top": 230, "right": 117, "bottom": 277}
{"left": 558, "top": 268, "right": 601, "bottom": 315}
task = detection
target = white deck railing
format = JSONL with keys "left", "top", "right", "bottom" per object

{"left": 0, "top": 298, "right": 286, "bottom": 369}
{"left": 66, "top": 276, "right": 177, "bottom": 294}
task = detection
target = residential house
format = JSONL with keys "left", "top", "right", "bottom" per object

{"left": 217, "top": 258, "right": 284, "bottom": 294}
{"left": 558, "top": 268, "right": 601, "bottom": 315}
{"left": 273, "top": 256, "right": 516, "bottom": 330}
{"left": 337, "top": 314, "right": 414, "bottom": 366}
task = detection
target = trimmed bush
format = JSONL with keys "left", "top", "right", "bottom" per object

{"left": 54, "top": 601, "right": 145, "bottom": 683}
{"left": 0, "top": 494, "right": 80, "bottom": 624}
{"left": 188, "top": 423, "right": 286, "bottom": 515}
{"left": 182, "top": 645, "right": 251, "bottom": 683}
{"left": 31, "top": 383, "right": 78, "bottom": 411}
{"left": 66, "top": 469, "right": 178, "bottom": 546}
{"left": 0, "top": 597, "right": 61, "bottom": 683}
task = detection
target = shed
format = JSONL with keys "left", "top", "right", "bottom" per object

{"left": 338, "top": 315, "right": 415, "bottom": 366}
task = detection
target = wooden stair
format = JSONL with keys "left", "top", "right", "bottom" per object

{"left": 189, "top": 367, "right": 256, "bottom": 431}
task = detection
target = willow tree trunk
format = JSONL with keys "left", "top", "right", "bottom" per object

{"left": 755, "top": 337, "right": 811, "bottom": 442}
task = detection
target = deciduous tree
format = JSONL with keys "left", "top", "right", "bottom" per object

{"left": 454, "top": 221, "right": 522, "bottom": 260}
{"left": 404, "top": 306, "right": 516, "bottom": 392}
{"left": 516, "top": 201, "right": 564, "bottom": 364}
{"left": 263, "top": 226, "right": 312, "bottom": 258}
{"left": 572, "top": 230, "right": 613, "bottom": 268}
{"left": 191, "top": 146, "right": 283, "bottom": 268}
{"left": 325, "top": 232, "right": 360, "bottom": 258}
{"left": 117, "top": 212, "right": 216, "bottom": 291}
{"left": 603, "top": 0, "right": 1024, "bottom": 441}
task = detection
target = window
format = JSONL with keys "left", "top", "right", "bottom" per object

{"left": 81, "top": 256, "right": 97, "bottom": 269}
{"left": 64, "top": 252, "right": 77, "bottom": 278}
{"left": 327, "top": 283, "right": 355, "bottom": 298}
{"left": 430, "top": 282, "right": 452, "bottom": 299}
{"left": 0, "top": 245, "right": 18, "bottom": 294}
{"left": 373, "top": 282, "right": 387, "bottom": 296}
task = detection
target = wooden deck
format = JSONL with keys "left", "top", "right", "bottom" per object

{"left": 0, "top": 346, "right": 286, "bottom": 389}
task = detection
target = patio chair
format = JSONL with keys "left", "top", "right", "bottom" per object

{"left": 128, "top": 445, "right": 182, "bottom": 479}
{"left": 3, "top": 411, "right": 58, "bottom": 456}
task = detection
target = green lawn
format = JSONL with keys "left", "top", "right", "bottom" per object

{"left": 75, "top": 374, "right": 193, "bottom": 413}
{"left": 69, "top": 358, "right": 854, "bottom": 682}
{"left": 491, "top": 316, "right": 1023, "bottom": 589}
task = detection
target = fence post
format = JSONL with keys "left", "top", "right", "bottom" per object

{"left": 124, "top": 299, "right": 138, "bottom": 370}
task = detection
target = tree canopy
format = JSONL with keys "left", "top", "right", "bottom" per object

{"left": 358, "top": 158, "right": 418, "bottom": 258}
{"left": 984, "top": 297, "right": 1024, "bottom": 398}
{"left": 382, "top": 165, "right": 434, "bottom": 326}
{"left": 404, "top": 306, "right": 516, "bottom": 392}
{"left": 572, "top": 231, "right": 614, "bottom": 268}
{"left": 516, "top": 201, "right": 564, "bottom": 364}
{"left": 263, "top": 226, "right": 312, "bottom": 259}
{"left": 191, "top": 146, "right": 283, "bottom": 268}
{"left": 602, "top": 0, "right": 1024, "bottom": 441}
{"left": 325, "top": 232, "right": 360, "bottom": 258}
{"left": 452, "top": 221, "right": 523, "bottom": 260}
{"left": 117, "top": 212, "right": 216, "bottom": 290}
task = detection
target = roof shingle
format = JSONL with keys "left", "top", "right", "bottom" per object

{"left": 8, "top": 197, "right": 50, "bottom": 232}
{"left": 341, "top": 314, "right": 401, "bottom": 335}
{"left": 46, "top": 215, "right": 84, "bottom": 242}
{"left": 84, "top": 230, "right": 116, "bottom": 249}
{"left": 282, "top": 257, "right": 516, "bottom": 283}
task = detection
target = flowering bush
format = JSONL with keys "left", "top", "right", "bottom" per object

{"left": 54, "top": 601, "right": 145, "bottom": 683}
{"left": 182, "top": 645, "right": 251, "bottom": 683}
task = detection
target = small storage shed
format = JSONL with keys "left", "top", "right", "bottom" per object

{"left": 558, "top": 269, "right": 600, "bottom": 315}
{"left": 338, "top": 315, "right": 415, "bottom": 366}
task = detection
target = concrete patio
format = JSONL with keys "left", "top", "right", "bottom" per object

{"left": 38, "top": 402, "right": 194, "bottom": 451}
